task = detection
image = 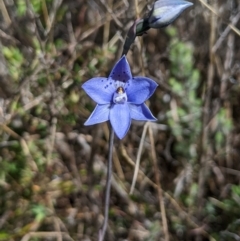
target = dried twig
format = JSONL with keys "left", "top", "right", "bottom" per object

{"left": 212, "top": 11, "right": 240, "bottom": 53}
{"left": 46, "top": 117, "right": 57, "bottom": 166}
{"left": 198, "top": 0, "right": 240, "bottom": 37}
{"left": 0, "top": 124, "right": 38, "bottom": 171}
{"left": 20, "top": 232, "right": 74, "bottom": 241}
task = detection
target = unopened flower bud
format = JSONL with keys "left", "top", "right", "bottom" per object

{"left": 148, "top": 0, "right": 193, "bottom": 29}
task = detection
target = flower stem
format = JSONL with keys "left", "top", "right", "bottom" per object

{"left": 98, "top": 126, "right": 114, "bottom": 241}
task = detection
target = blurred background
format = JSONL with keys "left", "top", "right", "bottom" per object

{"left": 0, "top": 0, "right": 240, "bottom": 240}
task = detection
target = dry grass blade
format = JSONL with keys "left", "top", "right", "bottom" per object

{"left": 148, "top": 124, "right": 169, "bottom": 241}
{"left": 0, "top": 0, "right": 11, "bottom": 25}
{"left": 130, "top": 122, "right": 150, "bottom": 194}
{"left": 198, "top": 0, "right": 240, "bottom": 37}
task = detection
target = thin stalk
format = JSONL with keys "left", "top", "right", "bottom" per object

{"left": 148, "top": 125, "right": 169, "bottom": 241}
{"left": 98, "top": 127, "right": 114, "bottom": 241}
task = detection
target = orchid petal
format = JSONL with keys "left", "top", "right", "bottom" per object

{"left": 109, "top": 56, "right": 132, "bottom": 83}
{"left": 129, "top": 103, "right": 157, "bottom": 121}
{"left": 84, "top": 104, "right": 110, "bottom": 125}
{"left": 82, "top": 77, "right": 115, "bottom": 104}
{"left": 110, "top": 103, "right": 131, "bottom": 139}
{"left": 127, "top": 77, "right": 158, "bottom": 104}
{"left": 82, "top": 55, "right": 158, "bottom": 139}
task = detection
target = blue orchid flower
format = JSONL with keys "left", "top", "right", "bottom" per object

{"left": 82, "top": 56, "right": 158, "bottom": 139}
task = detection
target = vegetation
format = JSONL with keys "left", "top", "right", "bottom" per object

{"left": 0, "top": 0, "right": 240, "bottom": 240}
